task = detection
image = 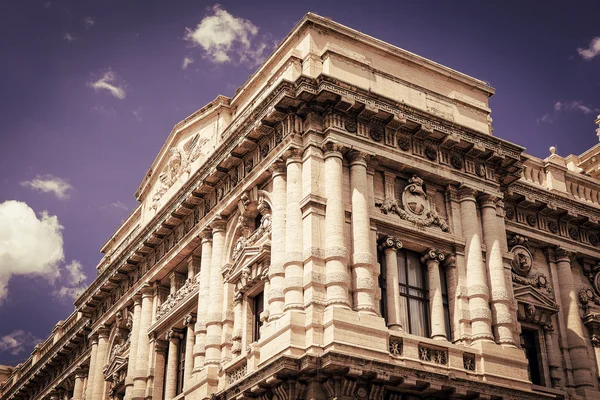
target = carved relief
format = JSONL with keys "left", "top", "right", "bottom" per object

{"left": 378, "top": 175, "right": 449, "bottom": 232}
{"left": 510, "top": 245, "right": 533, "bottom": 277}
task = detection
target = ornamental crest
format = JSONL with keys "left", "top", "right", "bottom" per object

{"left": 510, "top": 245, "right": 533, "bottom": 277}
{"left": 402, "top": 176, "right": 429, "bottom": 216}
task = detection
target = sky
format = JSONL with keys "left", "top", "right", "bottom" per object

{"left": 0, "top": 0, "right": 599, "bottom": 366}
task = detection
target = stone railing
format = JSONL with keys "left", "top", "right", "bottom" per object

{"left": 521, "top": 159, "right": 546, "bottom": 187}
{"left": 226, "top": 360, "right": 248, "bottom": 385}
{"left": 156, "top": 277, "right": 200, "bottom": 320}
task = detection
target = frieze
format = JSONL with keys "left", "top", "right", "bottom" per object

{"left": 156, "top": 276, "right": 200, "bottom": 320}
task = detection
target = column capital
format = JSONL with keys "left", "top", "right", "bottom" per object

{"left": 89, "top": 333, "right": 99, "bottom": 345}
{"left": 477, "top": 193, "right": 499, "bottom": 208}
{"left": 378, "top": 235, "right": 403, "bottom": 252}
{"left": 199, "top": 228, "right": 213, "bottom": 242}
{"left": 140, "top": 283, "right": 155, "bottom": 298}
{"left": 268, "top": 160, "right": 287, "bottom": 176}
{"left": 421, "top": 248, "right": 445, "bottom": 264}
{"left": 183, "top": 313, "right": 197, "bottom": 327}
{"left": 457, "top": 185, "right": 478, "bottom": 201}
{"left": 132, "top": 293, "right": 142, "bottom": 305}
{"left": 97, "top": 325, "right": 111, "bottom": 339}
{"left": 346, "top": 149, "right": 372, "bottom": 166}
{"left": 442, "top": 253, "right": 457, "bottom": 269}
{"left": 282, "top": 147, "right": 303, "bottom": 163}
{"left": 155, "top": 339, "right": 168, "bottom": 354}
{"left": 555, "top": 246, "right": 575, "bottom": 262}
{"left": 166, "top": 329, "right": 184, "bottom": 342}
{"left": 321, "top": 140, "right": 345, "bottom": 159}
{"left": 74, "top": 366, "right": 89, "bottom": 379}
{"left": 210, "top": 216, "right": 227, "bottom": 232}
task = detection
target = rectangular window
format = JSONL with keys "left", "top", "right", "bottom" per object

{"left": 521, "top": 328, "right": 543, "bottom": 386}
{"left": 252, "top": 291, "right": 264, "bottom": 342}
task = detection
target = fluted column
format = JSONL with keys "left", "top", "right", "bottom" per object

{"left": 205, "top": 217, "right": 226, "bottom": 366}
{"left": 91, "top": 327, "right": 109, "bottom": 400}
{"left": 555, "top": 248, "right": 593, "bottom": 388}
{"left": 378, "top": 236, "right": 403, "bottom": 330}
{"left": 183, "top": 313, "right": 196, "bottom": 388}
{"left": 323, "top": 142, "right": 351, "bottom": 309}
{"left": 268, "top": 162, "right": 287, "bottom": 320}
{"left": 283, "top": 148, "right": 304, "bottom": 311}
{"left": 479, "top": 194, "right": 516, "bottom": 347}
{"left": 133, "top": 285, "right": 154, "bottom": 398}
{"left": 124, "top": 294, "right": 142, "bottom": 399}
{"left": 422, "top": 249, "right": 447, "bottom": 340}
{"left": 192, "top": 229, "right": 212, "bottom": 372}
{"left": 164, "top": 329, "right": 183, "bottom": 400}
{"left": 85, "top": 334, "right": 98, "bottom": 400}
{"left": 151, "top": 338, "right": 168, "bottom": 400}
{"left": 458, "top": 186, "right": 493, "bottom": 343}
{"left": 72, "top": 367, "right": 87, "bottom": 400}
{"left": 348, "top": 150, "right": 376, "bottom": 315}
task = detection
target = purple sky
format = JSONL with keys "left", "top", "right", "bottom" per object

{"left": 0, "top": 0, "right": 599, "bottom": 365}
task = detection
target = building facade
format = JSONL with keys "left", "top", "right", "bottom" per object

{"left": 4, "top": 12, "right": 600, "bottom": 400}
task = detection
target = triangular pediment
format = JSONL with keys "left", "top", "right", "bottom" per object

{"left": 514, "top": 285, "right": 559, "bottom": 326}
{"left": 227, "top": 243, "right": 271, "bottom": 283}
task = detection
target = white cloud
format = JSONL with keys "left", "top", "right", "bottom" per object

{"left": 0, "top": 201, "right": 64, "bottom": 303}
{"left": 538, "top": 100, "right": 600, "bottom": 123}
{"left": 536, "top": 113, "right": 553, "bottom": 124}
{"left": 53, "top": 260, "right": 87, "bottom": 301}
{"left": 63, "top": 32, "right": 75, "bottom": 42}
{"left": 577, "top": 37, "right": 600, "bottom": 60}
{"left": 87, "top": 70, "right": 127, "bottom": 99}
{"left": 182, "top": 56, "right": 194, "bottom": 70}
{"left": 132, "top": 108, "right": 142, "bottom": 121}
{"left": 0, "top": 330, "right": 43, "bottom": 355}
{"left": 84, "top": 16, "right": 95, "bottom": 30}
{"left": 184, "top": 4, "right": 270, "bottom": 66}
{"left": 21, "top": 174, "right": 73, "bottom": 200}
{"left": 103, "top": 201, "right": 129, "bottom": 211}
{"left": 44, "top": 1, "right": 52, "bottom": 9}
{"left": 91, "top": 105, "right": 117, "bottom": 117}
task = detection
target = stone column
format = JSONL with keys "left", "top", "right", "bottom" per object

{"left": 182, "top": 313, "right": 195, "bottom": 388}
{"left": 133, "top": 285, "right": 155, "bottom": 398}
{"left": 205, "top": 217, "right": 227, "bottom": 366}
{"left": 85, "top": 334, "right": 98, "bottom": 400}
{"left": 152, "top": 339, "right": 168, "bottom": 400}
{"left": 283, "top": 148, "right": 304, "bottom": 311}
{"left": 422, "top": 249, "right": 447, "bottom": 340}
{"left": 479, "top": 194, "right": 516, "bottom": 347}
{"left": 231, "top": 292, "right": 243, "bottom": 356}
{"left": 458, "top": 186, "right": 493, "bottom": 343}
{"left": 124, "top": 294, "right": 142, "bottom": 399}
{"left": 323, "top": 142, "right": 350, "bottom": 309}
{"left": 268, "top": 162, "right": 286, "bottom": 320}
{"left": 378, "top": 236, "right": 403, "bottom": 330}
{"left": 555, "top": 248, "right": 593, "bottom": 388}
{"left": 72, "top": 367, "right": 87, "bottom": 400}
{"left": 348, "top": 150, "right": 377, "bottom": 316}
{"left": 164, "top": 329, "right": 183, "bottom": 400}
{"left": 91, "top": 327, "right": 110, "bottom": 400}
{"left": 192, "top": 229, "right": 212, "bottom": 372}
{"left": 543, "top": 323, "right": 562, "bottom": 388}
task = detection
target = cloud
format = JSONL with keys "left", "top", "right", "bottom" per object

{"left": 0, "top": 330, "right": 43, "bottom": 355}
{"left": 577, "top": 37, "right": 600, "bottom": 60}
{"left": 91, "top": 105, "right": 117, "bottom": 117}
{"left": 53, "top": 260, "right": 87, "bottom": 301}
{"left": 21, "top": 174, "right": 73, "bottom": 200}
{"left": 84, "top": 16, "right": 95, "bottom": 30}
{"left": 63, "top": 32, "right": 75, "bottom": 42}
{"left": 132, "top": 108, "right": 142, "bottom": 121}
{"left": 87, "top": 69, "right": 127, "bottom": 99}
{"left": 102, "top": 201, "right": 129, "bottom": 211}
{"left": 184, "top": 4, "right": 270, "bottom": 66}
{"left": 0, "top": 201, "right": 64, "bottom": 303}
{"left": 44, "top": 1, "right": 52, "bottom": 9}
{"left": 537, "top": 100, "right": 600, "bottom": 124}
{"left": 182, "top": 56, "right": 194, "bottom": 70}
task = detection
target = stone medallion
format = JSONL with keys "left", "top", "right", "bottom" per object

{"left": 425, "top": 145, "right": 437, "bottom": 161}
{"left": 402, "top": 175, "right": 429, "bottom": 217}
{"left": 593, "top": 272, "right": 600, "bottom": 296}
{"left": 398, "top": 136, "right": 411, "bottom": 151}
{"left": 370, "top": 125, "right": 384, "bottom": 142}
{"left": 475, "top": 164, "right": 486, "bottom": 177}
{"left": 511, "top": 245, "right": 533, "bottom": 277}
{"left": 344, "top": 117, "right": 357, "bottom": 133}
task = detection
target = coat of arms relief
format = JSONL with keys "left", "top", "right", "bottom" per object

{"left": 151, "top": 133, "right": 208, "bottom": 211}
{"left": 378, "top": 175, "right": 450, "bottom": 232}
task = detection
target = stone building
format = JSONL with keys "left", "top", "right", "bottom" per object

{"left": 3, "top": 12, "right": 600, "bottom": 400}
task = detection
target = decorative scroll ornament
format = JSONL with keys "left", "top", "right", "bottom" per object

{"left": 510, "top": 245, "right": 533, "bottom": 277}
{"left": 378, "top": 175, "right": 449, "bottom": 232}
{"left": 156, "top": 276, "right": 199, "bottom": 320}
